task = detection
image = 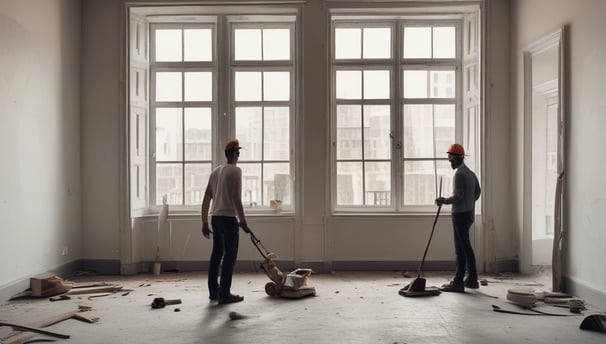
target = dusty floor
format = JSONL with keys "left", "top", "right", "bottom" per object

{"left": 1, "top": 270, "right": 605, "bottom": 344}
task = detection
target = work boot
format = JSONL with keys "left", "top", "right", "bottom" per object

{"left": 439, "top": 281, "right": 465, "bottom": 293}
{"left": 218, "top": 293, "right": 244, "bottom": 305}
{"left": 464, "top": 278, "right": 480, "bottom": 289}
{"left": 209, "top": 291, "right": 218, "bottom": 301}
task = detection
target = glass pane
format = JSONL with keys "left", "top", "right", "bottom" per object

{"left": 436, "top": 160, "right": 453, "bottom": 198}
{"left": 403, "top": 160, "right": 435, "bottom": 205}
{"left": 363, "top": 28, "right": 391, "bottom": 59}
{"left": 235, "top": 29, "right": 261, "bottom": 60}
{"left": 365, "top": 161, "right": 391, "bottom": 206}
{"left": 433, "top": 27, "right": 456, "bottom": 58}
{"left": 155, "top": 29, "right": 181, "bottom": 62}
{"left": 430, "top": 70, "right": 456, "bottom": 98}
{"left": 337, "top": 162, "right": 363, "bottom": 205}
{"left": 264, "top": 163, "right": 291, "bottom": 206}
{"left": 336, "top": 70, "right": 362, "bottom": 99}
{"left": 263, "top": 29, "right": 290, "bottom": 60}
{"left": 184, "top": 163, "right": 212, "bottom": 205}
{"left": 364, "top": 105, "right": 391, "bottom": 159}
{"left": 241, "top": 163, "right": 262, "bottom": 207}
{"left": 184, "top": 107, "right": 212, "bottom": 161}
{"left": 156, "top": 108, "right": 182, "bottom": 161}
{"left": 156, "top": 72, "right": 182, "bottom": 102}
{"left": 263, "top": 71, "right": 290, "bottom": 101}
{"left": 335, "top": 28, "right": 361, "bottom": 59}
{"left": 264, "top": 107, "right": 290, "bottom": 160}
{"left": 156, "top": 163, "right": 182, "bottom": 205}
{"left": 184, "top": 29, "right": 212, "bottom": 62}
{"left": 404, "top": 27, "right": 431, "bottom": 59}
{"left": 434, "top": 104, "right": 456, "bottom": 156}
{"left": 363, "top": 70, "right": 390, "bottom": 99}
{"left": 184, "top": 72, "right": 212, "bottom": 102}
{"left": 336, "top": 105, "right": 362, "bottom": 160}
{"left": 235, "top": 107, "right": 262, "bottom": 160}
{"left": 403, "top": 104, "right": 434, "bottom": 158}
{"left": 235, "top": 72, "right": 262, "bottom": 101}
{"left": 403, "top": 70, "right": 428, "bottom": 98}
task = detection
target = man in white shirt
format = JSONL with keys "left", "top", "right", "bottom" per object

{"left": 201, "top": 139, "right": 251, "bottom": 304}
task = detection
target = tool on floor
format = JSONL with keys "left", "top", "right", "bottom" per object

{"left": 249, "top": 230, "right": 316, "bottom": 298}
{"left": 151, "top": 297, "right": 182, "bottom": 309}
{"left": 399, "top": 177, "right": 442, "bottom": 297}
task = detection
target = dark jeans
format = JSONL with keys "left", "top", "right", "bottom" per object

{"left": 451, "top": 210, "right": 477, "bottom": 283}
{"left": 208, "top": 216, "right": 239, "bottom": 297}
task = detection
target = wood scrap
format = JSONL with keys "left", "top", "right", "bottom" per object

{"left": 0, "top": 322, "right": 70, "bottom": 339}
{"left": 67, "top": 285, "right": 122, "bottom": 295}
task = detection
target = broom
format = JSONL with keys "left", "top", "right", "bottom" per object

{"left": 407, "top": 177, "right": 443, "bottom": 292}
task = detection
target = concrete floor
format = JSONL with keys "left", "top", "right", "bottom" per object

{"left": 1, "top": 270, "right": 605, "bottom": 344}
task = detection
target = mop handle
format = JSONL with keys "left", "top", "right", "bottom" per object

{"left": 417, "top": 177, "right": 443, "bottom": 275}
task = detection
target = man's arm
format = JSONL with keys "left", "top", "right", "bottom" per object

{"left": 201, "top": 188, "right": 213, "bottom": 238}
{"left": 232, "top": 170, "right": 250, "bottom": 233}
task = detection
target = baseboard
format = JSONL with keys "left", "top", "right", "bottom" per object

{"left": 494, "top": 259, "right": 519, "bottom": 273}
{"left": 331, "top": 260, "right": 455, "bottom": 271}
{"left": 0, "top": 260, "right": 82, "bottom": 302}
{"left": 563, "top": 275, "right": 606, "bottom": 309}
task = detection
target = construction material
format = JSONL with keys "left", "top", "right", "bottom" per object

{"left": 30, "top": 273, "right": 73, "bottom": 297}
{"left": 151, "top": 297, "right": 182, "bottom": 309}
{"left": 0, "top": 322, "right": 70, "bottom": 339}
{"left": 506, "top": 288, "right": 537, "bottom": 307}
{"left": 552, "top": 171, "right": 564, "bottom": 292}
{"left": 400, "top": 178, "right": 442, "bottom": 297}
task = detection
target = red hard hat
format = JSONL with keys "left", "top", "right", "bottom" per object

{"left": 224, "top": 139, "right": 242, "bottom": 152}
{"left": 447, "top": 143, "right": 465, "bottom": 156}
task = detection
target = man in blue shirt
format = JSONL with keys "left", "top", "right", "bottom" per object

{"left": 435, "top": 143, "right": 481, "bottom": 292}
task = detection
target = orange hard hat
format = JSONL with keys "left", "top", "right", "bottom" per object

{"left": 447, "top": 143, "right": 465, "bottom": 156}
{"left": 224, "top": 139, "right": 242, "bottom": 152}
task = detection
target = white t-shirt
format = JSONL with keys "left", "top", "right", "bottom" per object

{"left": 206, "top": 164, "right": 242, "bottom": 217}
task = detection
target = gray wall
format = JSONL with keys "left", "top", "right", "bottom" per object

{"left": 0, "top": 0, "right": 81, "bottom": 298}
{"left": 511, "top": 0, "right": 606, "bottom": 307}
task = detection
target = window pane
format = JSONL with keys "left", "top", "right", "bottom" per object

{"left": 156, "top": 108, "right": 182, "bottom": 161}
{"left": 263, "top": 29, "right": 290, "bottom": 60}
{"left": 184, "top": 107, "right": 212, "bottom": 161}
{"left": 404, "top": 27, "right": 431, "bottom": 59}
{"left": 436, "top": 160, "right": 453, "bottom": 197}
{"left": 241, "top": 163, "right": 262, "bottom": 207}
{"left": 264, "top": 107, "right": 290, "bottom": 160}
{"left": 184, "top": 29, "right": 212, "bottom": 62}
{"left": 337, "top": 105, "right": 362, "bottom": 160}
{"left": 363, "top": 28, "right": 391, "bottom": 59}
{"left": 335, "top": 28, "right": 361, "bottom": 59}
{"left": 364, "top": 105, "right": 391, "bottom": 159}
{"left": 365, "top": 161, "right": 391, "bottom": 205}
{"left": 363, "top": 70, "right": 390, "bottom": 99}
{"left": 403, "top": 104, "right": 433, "bottom": 158}
{"left": 156, "top": 163, "right": 182, "bottom": 205}
{"left": 235, "top": 107, "right": 262, "bottom": 160}
{"left": 185, "top": 163, "right": 212, "bottom": 205}
{"left": 430, "top": 70, "right": 456, "bottom": 98}
{"left": 403, "top": 160, "right": 435, "bottom": 205}
{"left": 156, "top": 72, "right": 182, "bottom": 102}
{"left": 263, "top": 71, "right": 290, "bottom": 101}
{"left": 235, "top": 29, "right": 261, "bottom": 60}
{"left": 433, "top": 27, "right": 455, "bottom": 58}
{"left": 264, "top": 163, "right": 291, "bottom": 206}
{"left": 403, "top": 70, "right": 428, "bottom": 98}
{"left": 434, "top": 104, "right": 456, "bottom": 155}
{"left": 235, "top": 72, "right": 262, "bottom": 101}
{"left": 155, "top": 29, "right": 181, "bottom": 62}
{"left": 337, "top": 162, "right": 363, "bottom": 205}
{"left": 184, "top": 72, "right": 212, "bottom": 102}
{"left": 336, "top": 70, "right": 362, "bottom": 99}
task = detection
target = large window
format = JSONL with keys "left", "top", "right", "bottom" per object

{"left": 132, "top": 10, "right": 298, "bottom": 212}
{"left": 331, "top": 15, "right": 477, "bottom": 212}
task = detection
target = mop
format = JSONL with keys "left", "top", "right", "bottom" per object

{"left": 399, "top": 177, "right": 442, "bottom": 297}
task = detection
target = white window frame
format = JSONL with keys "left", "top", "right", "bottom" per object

{"left": 129, "top": 6, "right": 299, "bottom": 215}
{"left": 330, "top": 14, "right": 468, "bottom": 214}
